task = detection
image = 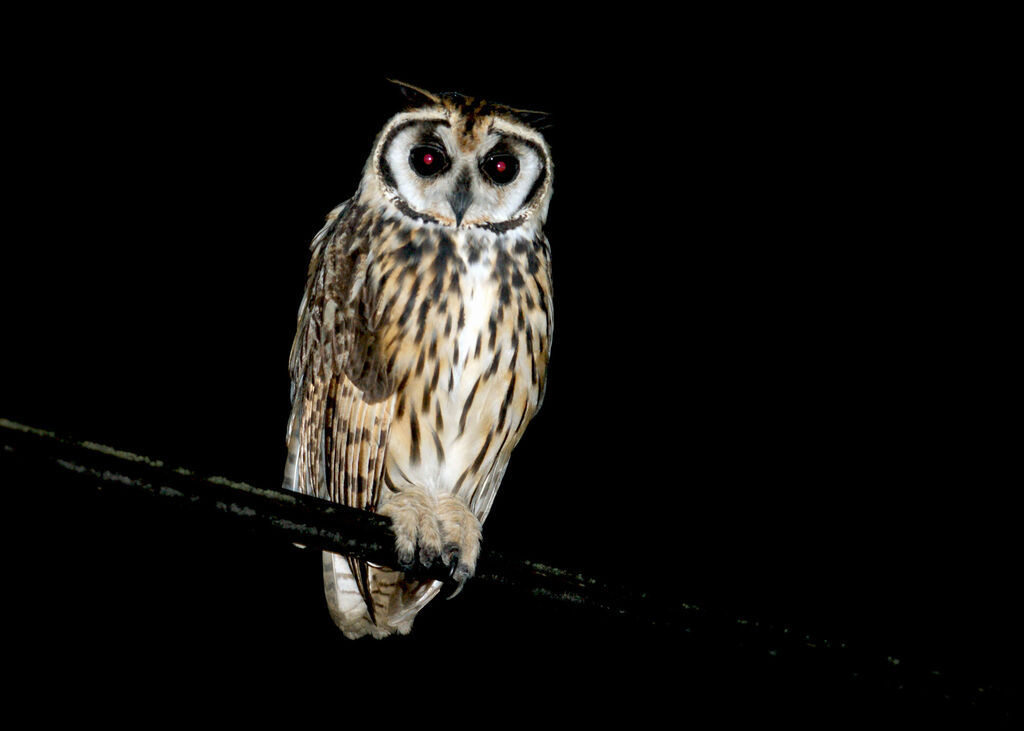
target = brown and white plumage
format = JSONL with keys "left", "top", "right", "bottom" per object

{"left": 283, "top": 81, "right": 554, "bottom": 638}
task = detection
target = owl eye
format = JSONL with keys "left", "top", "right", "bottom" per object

{"left": 481, "top": 154, "right": 519, "bottom": 185}
{"left": 410, "top": 145, "right": 449, "bottom": 177}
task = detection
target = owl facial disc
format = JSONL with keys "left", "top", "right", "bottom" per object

{"left": 373, "top": 100, "right": 552, "bottom": 232}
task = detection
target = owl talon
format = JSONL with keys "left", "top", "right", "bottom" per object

{"left": 441, "top": 542, "right": 460, "bottom": 567}
{"left": 396, "top": 547, "right": 416, "bottom": 571}
{"left": 446, "top": 577, "right": 469, "bottom": 600}
{"left": 380, "top": 488, "right": 481, "bottom": 583}
{"left": 419, "top": 542, "right": 439, "bottom": 568}
{"left": 451, "top": 561, "right": 473, "bottom": 584}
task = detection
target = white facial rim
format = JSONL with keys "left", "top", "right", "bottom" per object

{"left": 379, "top": 114, "right": 548, "bottom": 226}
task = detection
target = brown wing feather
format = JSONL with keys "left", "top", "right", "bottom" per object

{"left": 284, "top": 201, "right": 395, "bottom": 619}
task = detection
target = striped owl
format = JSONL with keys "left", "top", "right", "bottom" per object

{"left": 283, "top": 81, "right": 554, "bottom": 638}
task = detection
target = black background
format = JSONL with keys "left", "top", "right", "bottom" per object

{"left": 3, "top": 13, "right": 1016, "bottom": 726}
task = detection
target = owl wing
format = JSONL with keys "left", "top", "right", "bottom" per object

{"left": 284, "top": 200, "right": 395, "bottom": 621}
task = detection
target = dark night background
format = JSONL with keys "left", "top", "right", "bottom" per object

{"left": 2, "top": 13, "right": 1016, "bottom": 726}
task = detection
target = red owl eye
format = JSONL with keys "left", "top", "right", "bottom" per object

{"left": 481, "top": 154, "right": 519, "bottom": 185}
{"left": 410, "top": 145, "right": 448, "bottom": 177}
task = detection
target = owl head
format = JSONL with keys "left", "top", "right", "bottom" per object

{"left": 363, "top": 80, "right": 553, "bottom": 233}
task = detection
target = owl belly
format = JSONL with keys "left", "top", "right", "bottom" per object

{"left": 384, "top": 259, "right": 534, "bottom": 517}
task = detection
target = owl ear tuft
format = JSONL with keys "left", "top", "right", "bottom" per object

{"left": 388, "top": 79, "right": 441, "bottom": 110}
{"left": 509, "top": 108, "right": 552, "bottom": 130}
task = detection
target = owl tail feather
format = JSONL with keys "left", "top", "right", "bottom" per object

{"left": 348, "top": 555, "right": 376, "bottom": 625}
{"left": 322, "top": 551, "right": 389, "bottom": 639}
{"left": 321, "top": 552, "right": 444, "bottom": 639}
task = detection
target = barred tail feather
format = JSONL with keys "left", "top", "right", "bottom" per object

{"left": 322, "top": 552, "right": 387, "bottom": 639}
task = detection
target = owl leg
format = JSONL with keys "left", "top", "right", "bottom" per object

{"left": 378, "top": 487, "right": 481, "bottom": 584}
{"left": 379, "top": 487, "right": 442, "bottom": 569}
{"left": 436, "top": 494, "right": 481, "bottom": 583}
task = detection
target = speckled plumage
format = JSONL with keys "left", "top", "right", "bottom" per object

{"left": 283, "top": 82, "right": 554, "bottom": 638}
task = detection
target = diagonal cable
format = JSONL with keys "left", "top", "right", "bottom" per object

{"left": 0, "top": 416, "right": 1013, "bottom": 721}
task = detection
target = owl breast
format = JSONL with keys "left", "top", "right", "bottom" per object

{"left": 371, "top": 222, "right": 552, "bottom": 520}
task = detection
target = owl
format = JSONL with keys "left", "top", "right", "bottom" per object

{"left": 282, "top": 80, "right": 554, "bottom": 638}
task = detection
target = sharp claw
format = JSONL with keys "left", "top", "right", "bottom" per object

{"left": 442, "top": 543, "right": 460, "bottom": 568}
{"left": 451, "top": 562, "right": 473, "bottom": 584}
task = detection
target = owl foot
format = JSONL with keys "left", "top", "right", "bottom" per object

{"left": 379, "top": 488, "right": 481, "bottom": 586}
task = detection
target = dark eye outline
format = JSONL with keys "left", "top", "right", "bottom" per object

{"left": 409, "top": 144, "right": 450, "bottom": 178}
{"left": 480, "top": 153, "right": 519, "bottom": 185}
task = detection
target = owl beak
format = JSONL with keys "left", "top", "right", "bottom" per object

{"left": 448, "top": 171, "right": 473, "bottom": 227}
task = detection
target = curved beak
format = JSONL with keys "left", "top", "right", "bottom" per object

{"left": 447, "top": 170, "right": 473, "bottom": 227}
